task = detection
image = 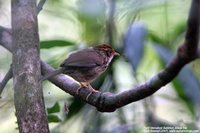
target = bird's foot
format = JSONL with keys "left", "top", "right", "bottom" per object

{"left": 76, "top": 82, "right": 87, "bottom": 95}
{"left": 86, "top": 84, "right": 99, "bottom": 101}
{"left": 76, "top": 82, "right": 99, "bottom": 101}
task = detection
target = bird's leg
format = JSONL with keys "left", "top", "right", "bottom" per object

{"left": 87, "top": 83, "right": 98, "bottom": 92}
{"left": 76, "top": 82, "right": 99, "bottom": 101}
{"left": 76, "top": 82, "right": 87, "bottom": 95}
{"left": 86, "top": 83, "right": 99, "bottom": 101}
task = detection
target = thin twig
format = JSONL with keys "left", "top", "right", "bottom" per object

{"left": 0, "top": 67, "right": 13, "bottom": 96}
{"left": 37, "top": 0, "right": 46, "bottom": 14}
{"left": 106, "top": 0, "right": 117, "bottom": 92}
{"left": 106, "top": 0, "right": 116, "bottom": 45}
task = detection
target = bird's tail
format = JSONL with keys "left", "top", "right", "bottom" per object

{"left": 41, "top": 67, "right": 65, "bottom": 81}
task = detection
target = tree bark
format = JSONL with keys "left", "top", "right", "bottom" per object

{"left": 11, "top": 0, "right": 49, "bottom": 132}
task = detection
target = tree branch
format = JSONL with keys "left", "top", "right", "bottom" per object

{"left": 180, "top": 0, "right": 200, "bottom": 60}
{"left": 0, "top": 66, "right": 12, "bottom": 96}
{"left": 0, "top": 0, "right": 199, "bottom": 113}
{"left": 37, "top": 0, "right": 46, "bottom": 14}
{"left": 0, "top": 26, "right": 12, "bottom": 51}
{"left": 0, "top": 27, "right": 13, "bottom": 96}
{"left": 106, "top": 0, "right": 116, "bottom": 45}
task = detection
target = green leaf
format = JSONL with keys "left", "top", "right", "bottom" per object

{"left": 47, "top": 102, "right": 60, "bottom": 114}
{"left": 40, "top": 40, "right": 75, "bottom": 49}
{"left": 48, "top": 115, "right": 62, "bottom": 123}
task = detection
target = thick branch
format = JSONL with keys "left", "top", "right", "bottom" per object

{"left": 40, "top": 52, "right": 194, "bottom": 112}
{"left": 185, "top": 0, "right": 200, "bottom": 53}
{"left": 0, "top": 0, "right": 199, "bottom": 113}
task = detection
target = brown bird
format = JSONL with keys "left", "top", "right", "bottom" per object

{"left": 42, "top": 44, "right": 119, "bottom": 100}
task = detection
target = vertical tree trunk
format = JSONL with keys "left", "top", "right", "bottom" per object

{"left": 11, "top": 0, "right": 49, "bottom": 132}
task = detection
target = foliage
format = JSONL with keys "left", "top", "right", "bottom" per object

{"left": 0, "top": 0, "right": 199, "bottom": 133}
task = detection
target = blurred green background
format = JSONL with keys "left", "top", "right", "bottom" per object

{"left": 0, "top": 0, "right": 200, "bottom": 133}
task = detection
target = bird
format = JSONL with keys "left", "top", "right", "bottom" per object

{"left": 41, "top": 44, "right": 119, "bottom": 100}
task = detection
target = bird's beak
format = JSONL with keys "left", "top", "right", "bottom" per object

{"left": 114, "top": 51, "right": 120, "bottom": 56}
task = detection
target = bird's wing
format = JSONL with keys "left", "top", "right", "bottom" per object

{"left": 60, "top": 48, "right": 103, "bottom": 67}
